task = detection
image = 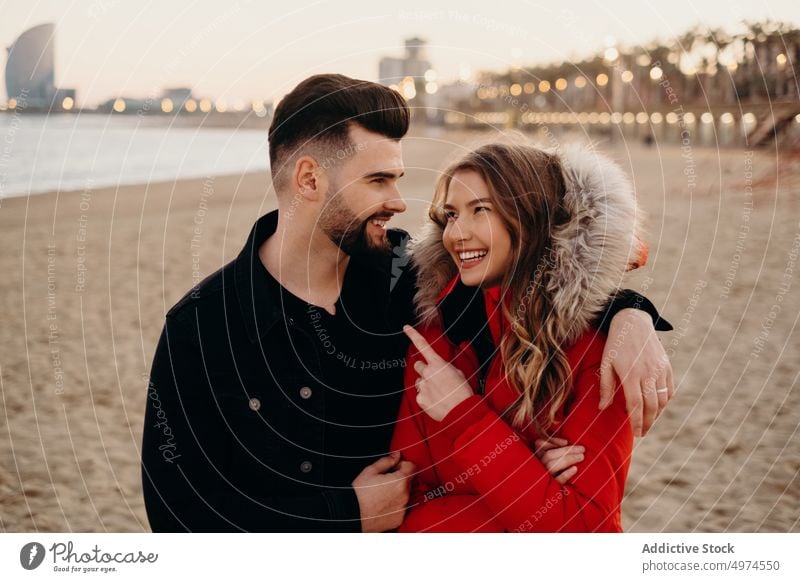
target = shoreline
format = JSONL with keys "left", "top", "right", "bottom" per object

{"left": 0, "top": 169, "right": 273, "bottom": 204}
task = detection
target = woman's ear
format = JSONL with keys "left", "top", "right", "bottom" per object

{"left": 627, "top": 235, "right": 649, "bottom": 271}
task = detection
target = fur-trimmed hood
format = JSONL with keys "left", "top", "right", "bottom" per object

{"left": 409, "top": 142, "right": 646, "bottom": 345}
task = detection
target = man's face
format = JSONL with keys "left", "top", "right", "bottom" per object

{"left": 318, "top": 125, "right": 406, "bottom": 258}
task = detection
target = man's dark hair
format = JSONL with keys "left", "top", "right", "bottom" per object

{"left": 268, "top": 74, "right": 410, "bottom": 189}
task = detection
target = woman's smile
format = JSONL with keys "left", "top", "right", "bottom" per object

{"left": 456, "top": 248, "right": 489, "bottom": 269}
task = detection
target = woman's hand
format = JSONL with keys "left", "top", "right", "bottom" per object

{"left": 533, "top": 437, "right": 585, "bottom": 484}
{"left": 403, "top": 325, "right": 473, "bottom": 422}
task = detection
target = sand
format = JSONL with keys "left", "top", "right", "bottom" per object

{"left": 0, "top": 128, "right": 798, "bottom": 532}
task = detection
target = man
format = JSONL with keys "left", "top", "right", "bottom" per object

{"left": 141, "top": 74, "right": 673, "bottom": 532}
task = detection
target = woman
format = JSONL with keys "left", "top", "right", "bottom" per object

{"left": 391, "top": 141, "right": 647, "bottom": 532}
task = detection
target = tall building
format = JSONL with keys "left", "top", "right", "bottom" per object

{"left": 378, "top": 37, "right": 432, "bottom": 85}
{"left": 5, "top": 23, "right": 76, "bottom": 110}
{"left": 379, "top": 37, "right": 435, "bottom": 118}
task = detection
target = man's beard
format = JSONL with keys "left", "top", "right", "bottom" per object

{"left": 319, "top": 185, "right": 392, "bottom": 259}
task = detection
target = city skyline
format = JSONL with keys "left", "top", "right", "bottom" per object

{"left": 2, "top": 0, "right": 799, "bottom": 107}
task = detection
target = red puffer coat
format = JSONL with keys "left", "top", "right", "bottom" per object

{"left": 391, "top": 279, "right": 633, "bottom": 532}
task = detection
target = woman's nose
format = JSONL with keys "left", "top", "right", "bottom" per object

{"left": 446, "top": 220, "right": 471, "bottom": 243}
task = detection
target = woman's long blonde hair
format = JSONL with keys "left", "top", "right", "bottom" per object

{"left": 430, "top": 142, "right": 573, "bottom": 435}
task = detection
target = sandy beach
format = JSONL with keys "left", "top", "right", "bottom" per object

{"left": 1, "top": 128, "right": 798, "bottom": 532}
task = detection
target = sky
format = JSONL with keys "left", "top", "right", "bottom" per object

{"left": 2, "top": 0, "right": 798, "bottom": 106}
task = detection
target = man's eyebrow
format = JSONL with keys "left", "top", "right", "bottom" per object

{"left": 442, "top": 198, "right": 493, "bottom": 210}
{"left": 363, "top": 170, "right": 405, "bottom": 180}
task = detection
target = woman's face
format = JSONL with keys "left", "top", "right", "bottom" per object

{"left": 442, "top": 170, "right": 513, "bottom": 288}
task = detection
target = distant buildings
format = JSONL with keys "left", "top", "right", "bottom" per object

{"left": 427, "top": 23, "right": 800, "bottom": 147}
{"left": 379, "top": 37, "right": 432, "bottom": 85}
{"left": 5, "top": 23, "right": 76, "bottom": 111}
{"left": 96, "top": 88, "right": 272, "bottom": 122}
{"left": 379, "top": 37, "right": 437, "bottom": 116}
{"left": 161, "top": 87, "right": 193, "bottom": 110}
{"left": 98, "top": 87, "right": 197, "bottom": 115}
{"left": 2, "top": 23, "right": 270, "bottom": 121}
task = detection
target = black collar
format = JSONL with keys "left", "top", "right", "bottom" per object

{"left": 234, "top": 210, "right": 396, "bottom": 343}
{"left": 438, "top": 278, "right": 496, "bottom": 347}
{"left": 437, "top": 279, "right": 497, "bottom": 394}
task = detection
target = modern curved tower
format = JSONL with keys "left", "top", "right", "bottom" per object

{"left": 5, "top": 23, "right": 56, "bottom": 106}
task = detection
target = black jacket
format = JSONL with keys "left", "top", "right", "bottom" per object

{"left": 141, "top": 210, "right": 670, "bottom": 532}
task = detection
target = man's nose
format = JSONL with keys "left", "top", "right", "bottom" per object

{"left": 384, "top": 194, "right": 407, "bottom": 214}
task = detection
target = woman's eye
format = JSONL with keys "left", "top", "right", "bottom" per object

{"left": 444, "top": 211, "right": 457, "bottom": 221}
{"left": 475, "top": 206, "right": 490, "bottom": 214}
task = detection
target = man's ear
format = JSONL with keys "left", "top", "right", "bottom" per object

{"left": 293, "top": 156, "right": 327, "bottom": 201}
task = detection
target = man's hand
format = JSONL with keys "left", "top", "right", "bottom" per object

{"left": 403, "top": 325, "right": 473, "bottom": 422}
{"left": 352, "top": 452, "right": 415, "bottom": 532}
{"left": 599, "top": 308, "right": 674, "bottom": 437}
